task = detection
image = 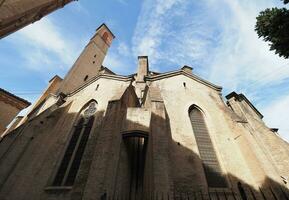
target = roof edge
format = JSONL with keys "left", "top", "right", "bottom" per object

{"left": 145, "top": 69, "right": 222, "bottom": 92}
{"left": 95, "top": 23, "right": 115, "bottom": 38}
{"left": 67, "top": 73, "right": 132, "bottom": 96}
{"left": 226, "top": 91, "right": 263, "bottom": 119}
{"left": 0, "top": 88, "right": 31, "bottom": 107}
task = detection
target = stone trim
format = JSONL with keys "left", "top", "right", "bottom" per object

{"left": 145, "top": 69, "right": 222, "bottom": 92}
{"left": 95, "top": 23, "right": 115, "bottom": 38}
{"left": 121, "top": 130, "right": 149, "bottom": 138}
{"left": 226, "top": 92, "right": 263, "bottom": 119}
{"left": 0, "top": 88, "right": 31, "bottom": 109}
{"left": 67, "top": 74, "right": 132, "bottom": 96}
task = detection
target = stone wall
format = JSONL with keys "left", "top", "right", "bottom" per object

{"left": 0, "top": 101, "right": 19, "bottom": 134}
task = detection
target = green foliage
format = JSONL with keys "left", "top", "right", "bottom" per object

{"left": 283, "top": 0, "right": 289, "bottom": 4}
{"left": 255, "top": 7, "right": 289, "bottom": 58}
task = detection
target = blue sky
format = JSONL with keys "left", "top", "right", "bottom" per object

{"left": 1, "top": 0, "right": 289, "bottom": 141}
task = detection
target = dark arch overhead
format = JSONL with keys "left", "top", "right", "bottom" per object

{"left": 189, "top": 105, "right": 227, "bottom": 188}
{"left": 122, "top": 130, "right": 148, "bottom": 139}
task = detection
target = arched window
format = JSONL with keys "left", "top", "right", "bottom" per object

{"left": 102, "top": 32, "right": 109, "bottom": 43}
{"left": 53, "top": 101, "right": 97, "bottom": 186}
{"left": 189, "top": 106, "right": 227, "bottom": 188}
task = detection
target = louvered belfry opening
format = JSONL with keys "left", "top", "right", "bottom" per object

{"left": 189, "top": 106, "right": 227, "bottom": 188}
{"left": 53, "top": 101, "right": 97, "bottom": 187}
{"left": 123, "top": 133, "right": 148, "bottom": 198}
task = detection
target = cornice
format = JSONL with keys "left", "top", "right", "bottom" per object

{"left": 0, "top": 88, "right": 31, "bottom": 109}
{"left": 67, "top": 73, "right": 132, "bottom": 96}
{"left": 226, "top": 92, "right": 263, "bottom": 119}
{"left": 145, "top": 69, "right": 222, "bottom": 92}
{"left": 0, "top": 94, "right": 29, "bottom": 110}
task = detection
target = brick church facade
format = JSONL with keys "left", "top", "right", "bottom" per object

{"left": 0, "top": 24, "right": 288, "bottom": 200}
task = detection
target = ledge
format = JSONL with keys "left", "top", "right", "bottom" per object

{"left": 45, "top": 186, "right": 72, "bottom": 192}
{"left": 67, "top": 74, "right": 132, "bottom": 96}
{"left": 145, "top": 70, "right": 222, "bottom": 92}
{"left": 226, "top": 92, "right": 263, "bottom": 119}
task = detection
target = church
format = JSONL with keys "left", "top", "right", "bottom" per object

{"left": 0, "top": 23, "right": 288, "bottom": 200}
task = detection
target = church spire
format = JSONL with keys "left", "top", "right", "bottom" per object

{"left": 58, "top": 23, "right": 115, "bottom": 94}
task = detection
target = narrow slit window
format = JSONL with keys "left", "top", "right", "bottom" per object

{"left": 84, "top": 75, "right": 88, "bottom": 81}
{"left": 189, "top": 106, "right": 227, "bottom": 188}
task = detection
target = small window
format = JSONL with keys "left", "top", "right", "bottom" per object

{"left": 84, "top": 75, "right": 88, "bottom": 81}
{"left": 183, "top": 82, "right": 186, "bottom": 87}
{"left": 102, "top": 32, "right": 109, "bottom": 43}
{"left": 93, "top": 61, "right": 95, "bottom": 64}
{"left": 94, "top": 54, "right": 96, "bottom": 58}
{"left": 95, "top": 84, "right": 99, "bottom": 91}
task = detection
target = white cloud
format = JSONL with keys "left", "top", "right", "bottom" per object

{"left": 9, "top": 18, "right": 81, "bottom": 71}
{"left": 132, "top": 0, "right": 289, "bottom": 140}
{"left": 132, "top": 0, "right": 289, "bottom": 86}
{"left": 19, "top": 19, "right": 68, "bottom": 57}
{"left": 103, "top": 50, "right": 133, "bottom": 75}
{"left": 117, "top": 42, "right": 131, "bottom": 57}
{"left": 132, "top": 0, "right": 186, "bottom": 65}
{"left": 116, "top": 0, "right": 128, "bottom": 5}
{"left": 262, "top": 94, "right": 289, "bottom": 142}
{"left": 206, "top": 0, "right": 289, "bottom": 91}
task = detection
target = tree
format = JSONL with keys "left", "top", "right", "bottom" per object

{"left": 255, "top": 1, "right": 289, "bottom": 58}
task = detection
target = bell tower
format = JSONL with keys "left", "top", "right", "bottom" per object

{"left": 58, "top": 23, "right": 115, "bottom": 94}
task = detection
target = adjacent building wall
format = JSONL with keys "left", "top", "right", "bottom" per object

{"left": 0, "top": 0, "right": 75, "bottom": 38}
{"left": 0, "top": 88, "right": 30, "bottom": 136}
{"left": 0, "top": 100, "right": 19, "bottom": 134}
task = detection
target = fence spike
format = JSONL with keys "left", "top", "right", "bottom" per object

{"left": 249, "top": 187, "right": 257, "bottom": 200}
{"left": 215, "top": 189, "right": 220, "bottom": 200}
{"left": 269, "top": 187, "right": 278, "bottom": 200}
{"left": 200, "top": 190, "right": 204, "bottom": 200}
{"left": 223, "top": 189, "right": 228, "bottom": 200}
{"left": 231, "top": 188, "right": 237, "bottom": 200}
{"left": 279, "top": 186, "right": 289, "bottom": 200}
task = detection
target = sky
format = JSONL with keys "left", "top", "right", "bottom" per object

{"left": 0, "top": 0, "right": 289, "bottom": 141}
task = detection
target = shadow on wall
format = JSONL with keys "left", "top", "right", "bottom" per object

{"left": 103, "top": 109, "right": 289, "bottom": 200}
{"left": 0, "top": 99, "right": 289, "bottom": 200}
{"left": 166, "top": 136, "right": 289, "bottom": 200}
{"left": 0, "top": 101, "right": 106, "bottom": 200}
